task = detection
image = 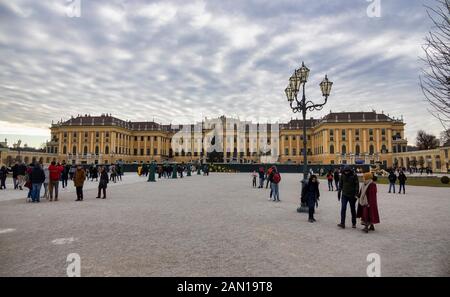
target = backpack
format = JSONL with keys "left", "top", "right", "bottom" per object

{"left": 272, "top": 173, "right": 281, "bottom": 184}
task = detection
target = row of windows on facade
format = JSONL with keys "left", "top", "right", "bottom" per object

{"left": 283, "top": 143, "right": 406, "bottom": 156}
{"left": 61, "top": 133, "right": 165, "bottom": 142}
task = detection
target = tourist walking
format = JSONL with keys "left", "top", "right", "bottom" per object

{"left": 301, "top": 175, "right": 320, "bottom": 223}
{"left": 90, "top": 165, "right": 98, "bottom": 181}
{"left": 269, "top": 166, "right": 281, "bottom": 202}
{"left": 61, "top": 163, "right": 69, "bottom": 188}
{"left": 69, "top": 165, "right": 76, "bottom": 180}
{"left": 398, "top": 170, "right": 407, "bottom": 194}
{"left": 337, "top": 166, "right": 360, "bottom": 229}
{"left": 17, "top": 162, "right": 27, "bottom": 190}
{"left": 388, "top": 170, "right": 397, "bottom": 193}
{"left": 43, "top": 165, "right": 49, "bottom": 199}
{"left": 29, "top": 162, "right": 45, "bottom": 203}
{"left": 265, "top": 166, "right": 273, "bottom": 189}
{"left": 333, "top": 168, "right": 340, "bottom": 191}
{"left": 116, "top": 164, "right": 122, "bottom": 181}
{"left": 48, "top": 161, "right": 63, "bottom": 201}
{"left": 357, "top": 172, "right": 380, "bottom": 233}
{"left": 251, "top": 170, "right": 257, "bottom": 188}
{"left": 258, "top": 167, "right": 265, "bottom": 188}
{"left": 0, "top": 165, "right": 8, "bottom": 189}
{"left": 110, "top": 165, "right": 117, "bottom": 183}
{"left": 73, "top": 165, "right": 86, "bottom": 201}
{"left": 96, "top": 166, "right": 109, "bottom": 199}
{"left": 11, "top": 162, "right": 19, "bottom": 189}
{"left": 326, "top": 171, "right": 334, "bottom": 191}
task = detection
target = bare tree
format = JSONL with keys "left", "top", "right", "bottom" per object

{"left": 416, "top": 130, "right": 440, "bottom": 150}
{"left": 440, "top": 129, "right": 450, "bottom": 145}
{"left": 420, "top": 0, "right": 450, "bottom": 129}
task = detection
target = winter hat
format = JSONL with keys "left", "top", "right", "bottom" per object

{"left": 363, "top": 172, "right": 373, "bottom": 181}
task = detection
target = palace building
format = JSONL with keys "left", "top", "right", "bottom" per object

{"left": 1, "top": 111, "right": 448, "bottom": 172}
{"left": 44, "top": 111, "right": 406, "bottom": 166}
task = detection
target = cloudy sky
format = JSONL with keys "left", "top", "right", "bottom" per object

{"left": 0, "top": 0, "right": 443, "bottom": 147}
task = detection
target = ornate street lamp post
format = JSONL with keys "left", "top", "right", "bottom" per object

{"left": 285, "top": 62, "right": 333, "bottom": 211}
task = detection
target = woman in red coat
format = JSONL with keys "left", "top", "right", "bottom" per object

{"left": 357, "top": 172, "right": 380, "bottom": 233}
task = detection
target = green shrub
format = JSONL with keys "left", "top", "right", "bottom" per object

{"left": 441, "top": 176, "right": 449, "bottom": 184}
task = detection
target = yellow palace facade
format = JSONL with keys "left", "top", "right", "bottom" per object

{"left": 42, "top": 111, "right": 408, "bottom": 167}
{"left": 2, "top": 111, "right": 449, "bottom": 172}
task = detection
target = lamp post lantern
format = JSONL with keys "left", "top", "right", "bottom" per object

{"left": 285, "top": 61, "right": 333, "bottom": 211}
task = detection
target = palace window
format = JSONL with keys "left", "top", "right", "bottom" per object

{"left": 154, "top": 148, "right": 158, "bottom": 155}
{"left": 105, "top": 146, "right": 109, "bottom": 154}
{"left": 381, "top": 145, "right": 387, "bottom": 153}
{"left": 95, "top": 146, "right": 99, "bottom": 155}
{"left": 72, "top": 145, "right": 77, "bottom": 155}
{"left": 147, "top": 149, "right": 150, "bottom": 155}
{"left": 140, "top": 148, "right": 144, "bottom": 155}
{"left": 341, "top": 145, "right": 347, "bottom": 155}
{"left": 293, "top": 148, "right": 297, "bottom": 156}
{"left": 330, "top": 145, "right": 335, "bottom": 154}
{"left": 141, "top": 136, "right": 144, "bottom": 141}
{"left": 134, "top": 149, "right": 137, "bottom": 156}
{"left": 355, "top": 144, "right": 360, "bottom": 155}
{"left": 369, "top": 145, "right": 375, "bottom": 155}
{"left": 285, "top": 148, "right": 289, "bottom": 155}
{"left": 341, "top": 129, "right": 346, "bottom": 141}
{"left": 96, "top": 132, "right": 99, "bottom": 138}
{"left": 63, "top": 146, "right": 67, "bottom": 154}
{"left": 84, "top": 132, "right": 88, "bottom": 138}
{"left": 83, "top": 146, "right": 88, "bottom": 155}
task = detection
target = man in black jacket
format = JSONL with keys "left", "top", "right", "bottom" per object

{"left": 388, "top": 170, "right": 397, "bottom": 193}
{"left": 337, "top": 166, "right": 360, "bottom": 229}
{"left": 11, "top": 162, "right": 19, "bottom": 189}
{"left": 333, "top": 169, "right": 340, "bottom": 191}
{"left": 29, "top": 162, "right": 45, "bottom": 202}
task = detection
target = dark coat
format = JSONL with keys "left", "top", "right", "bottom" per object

{"left": 30, "top": 166, "right": 45, "bottom": 184}
{"left": 357, "top": 183, "right": 380, "bottom": 224}
{"left": 99, "top": 171, "right": 109, "bottom": 188}
{"left": 339, "top": 172, "right": 359, "bottom": 199}
{"left": 333, "top": 171, "right": 340, "bottom": 181}
{"left": 301, "top": 181, "right": 320, "bottom": 207}
{"left": 388, "top": 173, "right": 397, "bottom": 183}
{"left": 398, "top": 172, "right": 407, "bottom": 184}
{"left": 73, "top": 169, "right": 86, "bottom": 187}
{"left": 11, "top": 164, "right": 19, "bottom": 178}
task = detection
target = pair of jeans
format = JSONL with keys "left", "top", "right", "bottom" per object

{"left": 334, "top": 180, "right": 339, "bottom": 191}
{"left": 340, "top": 195, "right": 356, "bottom": 226}
{"left": 328, "top": 180, "right": 333, "bottom": 191}
{"left": 0, "top": 177, "right": 6, "bottom": 189}
{"left": 252, "top": 177, "right": 256, "bottom": 187}
{"left": 13, "top": 177, "right": 18, "bottom": 189}
{"left": 31, "top": 183, "right": 42, "bottom": 202}
{"left": 49, "top": 180, "right": 59, "bottom": 200}
{"left": 76, "top": 187, "right": 83, "bottom": 200}
{"left": 259, "top": 177, "right": 264, "bottom": 188}
{"left": 62, "top": 178, "right": 68, "bottom": 188}
{"left": 388, "top": 183, "right": 396, "bottom": 193}
{"left": 399, "top": 183, "right": 405, "bottom": 193}
{"left": 271, "top": 183, "right": 279, "bottom": 201}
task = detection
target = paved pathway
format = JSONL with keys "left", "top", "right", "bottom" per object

{"left": 0, "top": 173, "right": 449, "bottom": 276}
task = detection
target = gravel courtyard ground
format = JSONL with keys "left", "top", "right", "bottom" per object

{"left": 0, "top": 173, "right": 449, "bottom": 276}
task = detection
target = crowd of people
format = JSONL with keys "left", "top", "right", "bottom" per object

{"left": 251, "top": 165, "right": 380, "bottom": 233}
{"left": 0, "top": 161, "right": 123, "bottom": 202}
{"left": 137, "top": 162, "right": 210, "bottom": 179}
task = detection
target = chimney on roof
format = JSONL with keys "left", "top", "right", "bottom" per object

{"left": 376, "top": 113, "right": 378, "bottom": 122}
{"left": 348, "top": 114, "right": 351, "bottom": 122}
{"left": 362, "top": 113, "right": 366, "bottom": 122}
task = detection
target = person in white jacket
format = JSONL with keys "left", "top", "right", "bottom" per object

{"left": 42, "top": 165, "right": 49, "bottom": 199}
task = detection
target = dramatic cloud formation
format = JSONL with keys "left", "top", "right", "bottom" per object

{"left": 0, "top": 0, "right": 443, "bottom": 147}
